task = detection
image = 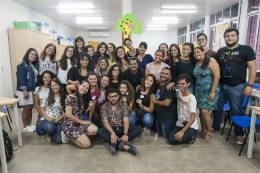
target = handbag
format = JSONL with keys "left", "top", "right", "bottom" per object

{"left": 135, "top": 108, "right": 145, "bottom": 117}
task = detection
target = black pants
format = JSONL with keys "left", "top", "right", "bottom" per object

{"left": 168, "top": 126, "right": 197, "bottom": 145}
{"left": 97, "top": 126, "right": 141, "bottom": 147}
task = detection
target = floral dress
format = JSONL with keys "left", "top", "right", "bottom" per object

{"left": 62, "top": 95, "right": 91, "bottom": 140}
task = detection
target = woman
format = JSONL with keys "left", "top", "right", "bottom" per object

{"left": 57, "top": 46, "right": 76, "bottom": 93}
{"left": 165, "top": 44, "right": 181, "bottom": 74}
{"left": 38, "top": 43, "right": 57, "bottom": 75}
{"left": 115, "top": 46, "right": 129, "bottom": 72}
{"left": 137, "top": 42, "right": 154, "bottom": 70}
{"left": 129, "top": 74, "right": 156, "bottom": 135}
{"left": 145, "top": 50, "right": 170, "bottom": 84}
{"left": 95, "top": 57, "right": 110, "bottom": 76}
{"left": 108, "top": 43, "right": 116, "bottom": 67}
{"left": 118, "top": 80, "right": 135, "bottom": 112}
{"left": 84, "top": 45, "right": 97, "bottom": 69}
{"left": 67, "top": 51, "right": 93, "bottom": 85}
{"left": 159, "top": 43, "right": 169, "bottom": 63}
{"left": 40, "top": 78, "right": 66, "bottom": 143}
{"left": 34, "top": 70, "right": 56, "bottom": 135}
{"left": 74, "top": 36, "right": 85, "bottom": 59}
{"left": 108, "top": 64, "right": 123, "bottom": 89}
{"left": 124, "top": 38, "right": 139, "bottom": 58}
{"left": 193, "top": 47, "right": 220, "bottom": 143}
{"left": 62, "top": 80, "right": 98, "bottom": 148}
{"left": 16, "top": 48, "right": 38, "bottom": 132}
{"left": 94, "top": 42, "right": 109, "bottom": 64}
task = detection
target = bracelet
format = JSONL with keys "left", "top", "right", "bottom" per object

{"left": 142, "top": 105, "right": 144, "bottom": 109}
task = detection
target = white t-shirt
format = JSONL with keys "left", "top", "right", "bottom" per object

{"left": 176, "top": 89, "right": 198, "bottom": 130}
{"left": 38, "top": 55, "right": 56, "bottom": 75}
{"left": 58, "top": 59, "right": 71, "bottom": 84}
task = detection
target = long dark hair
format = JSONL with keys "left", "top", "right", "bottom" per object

{"left": 118, "top": 80, "right": 135, "bottom": 106}
{"left": 23, "top": 48, "right": 38, "bottom": 67}
{"left": 47, "top": 78, "right": 65, "bottom": 108}
{"left": 59, "top": 46, "right": 76, "bottom": 70}
{"left": 84, "top": 45, "right": 95, "bottom": 58}
{"left": 86, "top": 71, "right": 99, "bottom": 90}
{"left": 75, "top": 36, "right": 85, "bottom": 54}
{"left": 77, "top": 51, "right": 94, "bottom": 74}
{"left": 74, "top": 80, "right": 91, "bottom": 111}
{"left": 40, "top": 43, "right": 57, "bottom": 63}
{"left": 158, "top": 43, "right": 169, "bottom": 56}
{"left": 143, "top": 74, "right": 156, "bottom": 94}
{"left": 108, "top": 64, "right": 123, "bottom": 82}
{"left": 194, "top": 47, "right": 210, "bottom": 70}
{"left": 183, "top": 42, "right": 196, "bottom": 65}
{"left": 36, "top": 70, "right": 56, "bottom": 88}
{"left": 93, "top": 42, "right": 109, "bottom": 64}
{"left": 114, "top": 46, "right": 129, "bottom": 68}
{"left": 169, "top": 44, "right": 181, "bottom": 64}
{"left": 98, "top": 74, "right": 110, "bottom": 90}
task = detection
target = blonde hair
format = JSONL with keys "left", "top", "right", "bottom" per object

{"left": 40, "top": 43, "right": 57, "bottom": 63}
{"left": 95, "top": 57, "right": 109, "bottom": 76}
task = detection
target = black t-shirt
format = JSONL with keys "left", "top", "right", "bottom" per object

{"left": 135, "top": 87, "right": 153, "bottom": 109}
{"left": 110, "top": 81, "right": 119, "bottom": 90}
{"left": 67, "top": 66, "right": 87, "bottom": 83}
{"left": 127, "top": 49, "right": 139, "bottom": 58}
{"left": 215, "top": 45, "right": 255, "bottom": 86}
{"left": 173, "top": 60, "right": 196, "bottom": 85}
{"left": 123, "top": 67, "right": 145, "bottom": 89}
{"left": 155, "top": 82, "right": 177, "bottom": 120}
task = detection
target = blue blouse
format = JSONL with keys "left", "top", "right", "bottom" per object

{"left": 138, "top": 54, "right": 154, "bottom": 70}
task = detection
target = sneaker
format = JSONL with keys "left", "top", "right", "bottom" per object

{"left": 237, "top": 136, "right": 245, "bottom": 145}
{"left": 210, "top": 128, "right": 219, "bottom": 133}
{"left": 23, "top": 126, "right": 34, "bottom": 132}
{"left": 29, "top": 125, "right": 36, "bottom": 130}
{"left": 61, "top": 131, "right": 68, "bottom": 144}
{"left": 107, "top": 143, "right": 116, "bottom": 155}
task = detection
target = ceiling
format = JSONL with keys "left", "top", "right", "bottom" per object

{"left": 13, "top": 0, "right": 240, "bottom": 31}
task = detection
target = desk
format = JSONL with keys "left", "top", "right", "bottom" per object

{"left": 0, "top": 112, "right": 8, "bottom": 173}
{"left": 0, "top": 97, "right": 22, "bottom": 147}
{"left": 246, "top": 93, "right": 260, "bottom": 114}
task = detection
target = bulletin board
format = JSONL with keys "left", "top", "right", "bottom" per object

{"left": 88, "top": 41, "right": 100, "bottom": 51}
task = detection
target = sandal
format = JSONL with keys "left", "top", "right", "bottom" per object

{"left": 61, "top": 131, "right": 69, "bottom": 144}
{"left": 198, "top": 131, "right": 206, "bottom": 138}
{"left": 188, "top": 134, "right": 196, "bottom": 144}
{"left": 47, "top": 136, "right": 52, "bottom": 142}
{"left": 145, "top": 129, "right": 151, "bottom": 136}
{"left": 201, "top": 134, "right": 211, "bottom": 143}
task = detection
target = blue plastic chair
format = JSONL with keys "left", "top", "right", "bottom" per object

{"left": 226, "top": 116, "right": 260, "bottom": 156}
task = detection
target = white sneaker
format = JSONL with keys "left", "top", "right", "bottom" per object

{"left": 29, "top": 125, "right": 36, "bottom": 130}
{"left": 23, "top": 126, "right": 34, "bottom": 132}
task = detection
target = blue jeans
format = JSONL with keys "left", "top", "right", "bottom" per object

{"left": 82, "top": 112, "right": 103, "bottom": 128}
{"left": 212, "top": 83, "right": 246, "bottom": 136}
{"left": 156, "top": 118, "right": 176, "bottom": 138}
{"left": 129, "top": 112, "right": 155, "bottom": 129}
{"left": 176, "top": 84, "right": 195, "bottom": 95}
{"left": 41, "top": 119, "right": 62, "bottom": 144}
{"left": 36, "top": 114, "right": 46, "bottom": 135}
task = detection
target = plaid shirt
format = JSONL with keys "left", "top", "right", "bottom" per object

{"left": 100, "top": 101, "right": 129, "bottom": 127}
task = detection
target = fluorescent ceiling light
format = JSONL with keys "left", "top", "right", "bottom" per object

{"left": 76, "top": 17, "right": 102, "bottom": 21}
{"left": 147, "top": 25, "right": 167, "bottom": 27}
{"left": 147, "top": 28, "right": 168, "bottom": 30}
{"left": 86, "top": 27, "right": 108, "bottom": 29}
{"left": 152, "top": 17, "right": 178, "bottom": 21}
{"left": 162, "top": 5, "right": 196, "bottom": 9}
{"left": 58, "top": 4, "right": 94, "bottom": 9}
{"left": 58, "top": 9, "right": 94, "bottom": 13}
{"left": 76, "top": 21, "right": 103, "bottom": 24}
{"left": 152, "top": 21, "right": 178, "bottom": 24}
{"left": 161, "top": 9, "right": 196, "bottom": 13}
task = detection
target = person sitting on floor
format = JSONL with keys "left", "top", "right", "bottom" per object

{"left": 97, "top": 88, "right": 141, "bottom": 156}
{"left": 168, "top": 74, "right": 198, "bottom": 145}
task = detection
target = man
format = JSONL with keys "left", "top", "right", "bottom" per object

{"left": 168, "top": 74, "right": 198, "bottom": 145}
{"left": 212, "top": 28, "right": 256, "bottom": 145}
{"left": 97, "top": 88, "right": 141, "bottom": 155}
{"left": 123, "top": 57, "right": 145, "bottom": 90}
{"left": 151, "top": 67, "right": 177, "bottom": 138}
{"left": 197, "top": 33, "right": 217, "bottom": 58}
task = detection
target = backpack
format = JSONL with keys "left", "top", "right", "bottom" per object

{"left": 0, "top": 130, "right": 13, "bottom": 165}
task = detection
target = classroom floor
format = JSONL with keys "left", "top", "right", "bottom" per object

{"left": 1, "top": 107, "right": 260, "bottom": 173}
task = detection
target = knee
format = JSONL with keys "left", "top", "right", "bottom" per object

{"left": 81, "top": 142, "right": 91, "bottom": 149}
{"left": 53, "top": 138, "right": 62, "bottom": 144}
{"left": 89, "top": 125, "right": 98, "bottom": 135}
{"left": 129, "top": 117, "right": 136, "bottom": 126}
{"left": 36, "top": 127, "right": 46, "bottom": 135}
{"left": 44, "top": 124, "right": 55, "bottom": 133}
{"left": 168, "top": 138, "right": 178, "bottom": 145}
{"left": 201, "top": 110, "right": 210, "bottom": 116}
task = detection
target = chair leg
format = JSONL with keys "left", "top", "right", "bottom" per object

{"left": 254, "top": 133, "right": 257, "bottom": 144}
{"left": 226, "top": 122, "right": 234, "bottom": 142}
{"left": 228, "top": 112, "right": 231, "bottom": 125}
{"left": 5, "top": 116, "right": 12, "bottom": 131}
{"left": 6, "top": 106, "right": 12, "bottom": 123}
{"left": 221, "top": 112, "right": 228, "bottom": 135}
{"left": 239, "top": 129, "right": 250, "bottom": 156}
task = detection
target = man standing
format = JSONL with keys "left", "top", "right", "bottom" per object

{"left": 197, "top": 33, "right": 217, "bottom": 58}
{"left": 212, "top": 28, "right": 256, "bottom": 145}
{"left": 97, "top": 88, "right": 141, "bottom": 155}
{"left": 151, "top": 67, "right": 177, "bottom": 138}
{"left": 123, "top": 57, "right": 145, "bottom": 90}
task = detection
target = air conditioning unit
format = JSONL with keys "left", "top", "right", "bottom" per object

{"left": 89, "top": 32, "right": 110, "bottom": 38}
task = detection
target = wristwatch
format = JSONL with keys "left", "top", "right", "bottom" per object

{"left": 248, "top": 84, "right": 254, "bottom": 87}
{"left": 124, "top": 133, "right": 128, "bottom": 136}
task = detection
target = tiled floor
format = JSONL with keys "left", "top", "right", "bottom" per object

{"left": 1, "top": 107, "right": 260, "bottom": 173}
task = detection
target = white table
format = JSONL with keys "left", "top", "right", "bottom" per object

{"left": 246, "top": 93, "right": 260, "bottom": 114}
{"left": 0, "top": 112, "right": 8, "bottom": 173}
{"left": 248, "top": 106, "right": 259, "bottom": 158}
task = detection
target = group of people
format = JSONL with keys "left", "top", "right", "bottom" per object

{"left": 15, "top": 27, "right": 256, "bottom": 156}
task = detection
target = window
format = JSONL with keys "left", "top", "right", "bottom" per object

{"left": 231, "top": 3, "right": 239, "bottom": 18}
{"left": 201, "top": 18, "right": 205, "bottom": 28}
{"left": 230, "top": 20, "right": 238, "bottom": 28}
{"left": 223, "top": 7, "right": 231, "bottom": 21}
{"left": 183, "top": 27, "right": 187, "bottom": 34}
{"left": 193, "top": 33, "right": 196, "bottom": 42}
{"left": 190, "top": 33, "right": 192, "bottom": 42}
{"left": 216, "top": 11, "right": 223, "bottom": 23}
{"left": 190, "top": 24, "right": 193, "bottom": 31}
{"left": 209, "top": 27, "right": 215, "bottom": 49}
{"left": 248, "top": 0, "right": 260, "bottom": 13}
{"left": 197, "top": 21, "right": 202, "bottom": 29}
{"left": 210, "top": 14, "right": 216, "bottom": 25}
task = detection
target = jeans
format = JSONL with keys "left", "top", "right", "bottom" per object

{"left": 156, "top": 118, "right": 176, "bottom": 138}
{"left": 41, "top": 119, "right": 62, "bottom": 144}
{"left": 82, "top": 112, "right": 103, "bottom": 128}
{"left": 212, "top": 83, "right": 246, "bottom": 136}
{"left": 129, "top": 112, "right": 155, "bottom": 129}
{"left": 97, "top": 126, "right": 141, "bottom": 147}
{"left": 36, "top": 114, "right": 46, "bottom": 135}
{"left": 168, "top": 126, "right": 197, "bottom": 145}
{"left": 176, "top": 84, "right": 195, "bottom": 95}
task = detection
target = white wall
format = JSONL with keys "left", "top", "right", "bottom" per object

{"left": 0, "top": 0, "right": 76, "bottom": 97}
{"left": 76, "top": 30, "right": 178, "bottom": 55}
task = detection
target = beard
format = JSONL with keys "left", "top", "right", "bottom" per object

{"left": 226, "top": 40, "right": 238, "bottom": 47}
{"left": 160, "top": 77, "right": 169, "bottom": 83}
{"left": 110, "top": 100, "right": 118, "bottom": 105}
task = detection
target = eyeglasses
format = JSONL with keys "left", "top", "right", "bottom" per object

{"left": 197, "top": 38, "right": 206, "bottom": 42}
{"left": 67, "top": 50, "right": 74, "bottom": 53}
{"left": 100, "top": 62, "right": 107, "bottom": 64}
{"left": 113, "top": 69, "right": 120, "bottom": 72}
{"left": 125, "top": 42, "right": 132, "bottom": 46}
{"left": 108, "top": 95, "right": 118, "bottom": 99}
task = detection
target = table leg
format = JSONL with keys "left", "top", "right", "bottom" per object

{"left": 246, "top": 97, "right": 251, "bottom": 114}
{"left": 0, "top": 105, "right": 6, "bottom": 131}
{"left": 0, "top": 119, "right": 8, "bottom": 173}
{"left": 247, "top": 110, "right": 256, "bottom": 158}
{"left": 13, "top": 104, "right": 22, "bottom": 146}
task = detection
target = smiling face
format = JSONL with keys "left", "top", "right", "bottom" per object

{"left": 145, "top": 76, "right": 154, "bottom": 88}
{"left": 100, "top": 59, "right": 107, "bottom": 69}
{"left": 46, "top": 46, "right": 55, "bottom": 56}
{"left": 108, "top": 44, "right": 114, "bottom": 53}
{"left": 80, "top": 56, "right": 89, "bottom": 68}
{"left": 87, "top": 47, "right": 94, "bottom": 57}
{"left": 160, "top": 68, "right": 171, "bottom": 83}
{"left": 159, "top": 44, "right": 168, "bottom": 54}
{"left": 117, "top": 48, "right": 125, "bottom": 59}
{"left": 28, "top": 51, "right": 37, "bottom": 63}
{"left": 88, "top": 75, "right": 97, "bottom": 87}
{"left": 178, "top": 79, "right": 190, "bottom": 92}
{"left": 139, "top": 45, "right": 146, "bottom": 54}
{"left": 78, "top": 82, "right": 89, "bottom": 95}
{"left": 76, "top": 40, "right": 84, "bottom": 48}
{"left": 194, "top": 48, "right": 205, "bottom": 61}
{"left": 66, "top": 48, "right": 74, "bottom": 58}
{"left": 51, "top": 81, "right": 60, "bottom": 93}
{"left": 43, "top": 73, "right": 51, "bottom": 86}
{"left": 182, "top": 45, "right": 192, "bottom": 57}
{"left": 99, "top": 45, "right": 106, "bottom": 55}
{"left": 125, "top": 40, "right": 133, "bottom": 49}
{"left": 129, "top": 59, "right": 138, "bottom": 72}
{"left": 112, "top": 66, "right": 120, "bottom": 77}
{"left": 197, "top": 35, "right": 207, "bottom": 47}
{"left": 100, "top": 76, "right": 109, "bottom": 88}
{"left": 120, "top": 84, "right": 127, "bottom": 95}
{"left": 225, "top": 31, "right": 239, "bottom": 47}
{"left": 171, "top": 46, "right": 179, "bottom": 58}
{"left": 154, "top": 51, "right": 163, "bottom": 63}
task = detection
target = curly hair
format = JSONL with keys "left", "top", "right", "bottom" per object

{"left": 114, "top": 46, "right": 129, "bottom": 69}
{"left": 47, "top": 78, "right": 65, "bottom": 109}
{"left": 95, "top": 57, "right": 109, "bottom": 76}
{"left": 118, "top": 80, "right": 135, "bottom": 106}
{"left": 59, "top": 46, "right": 76, "bottom": 70}
{"left": 107, "top": 64, "right": 123, "bottom": 82}
{"left": 36, "top": 70, "right": 56, "bottom": 88}
{"left": 40, "top": 43, "right": 57, "bottom": 63}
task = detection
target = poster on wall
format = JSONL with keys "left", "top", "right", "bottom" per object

{"left": 214, "top": 23, "right": 229, "bottom": 51}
